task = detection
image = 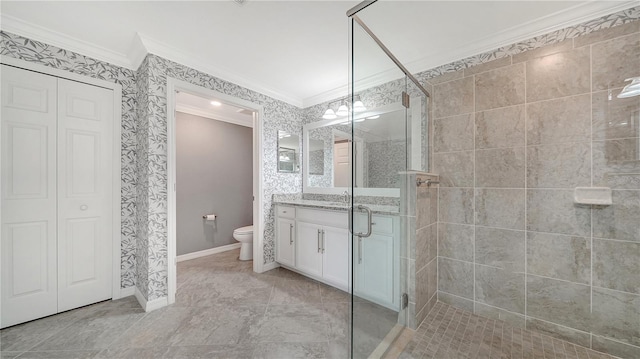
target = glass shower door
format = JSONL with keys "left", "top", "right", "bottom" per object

{"left": 349, "top": 16, "right": 411, "bottom": 358}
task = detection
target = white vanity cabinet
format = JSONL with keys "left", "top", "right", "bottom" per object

{"left": 274, "top": 204, "right": 398, "bottom": 308}
{"left": 275, "top": 206, "right": 296, "bottom": 267}
{"left": 353, "top": 213, "right": 399, "bottom": 310}
{"left": 275, "top": 205, "right": 350, "bottom": 291}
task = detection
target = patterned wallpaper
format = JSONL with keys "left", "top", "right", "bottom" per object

{"left": 0, "top": 4, "right": 637, "bottom": 302}
{"left": 139, "top": 54, "right": 303, "bottom": 299}
{"left": 0, "top": 31, "right": 138, "bottom": 289}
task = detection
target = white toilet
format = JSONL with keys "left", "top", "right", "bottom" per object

{"left": 233, "top": 225, "right": 253, "bottom": 261}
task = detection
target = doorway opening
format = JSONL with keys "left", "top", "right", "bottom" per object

{"left": 166, "top": 79, "right": 265, "bottom": 305}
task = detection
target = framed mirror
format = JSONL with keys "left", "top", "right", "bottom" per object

{"left": 302, "top": 97, "right": 424, "bottom": 196}
{"left": 277, "top": 130, "right": 300, "bottom": 173}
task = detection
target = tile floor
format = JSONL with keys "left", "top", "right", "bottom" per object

{"left": 0, "top": 249, "right": 397, "bottom": 358}
{"left": 401, "top": 302, "right": 619, "bottom": 359}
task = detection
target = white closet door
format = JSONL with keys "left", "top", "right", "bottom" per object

{"left": 56, "top": 78, "right": 113, "bottom": 312}
{"left": 1, "top": 65, "right": 58, "bottom": 328}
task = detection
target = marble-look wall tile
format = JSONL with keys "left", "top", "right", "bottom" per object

{"left": 438, "top": 258, "right": 474, "bottom": 299}
{"left": 475, "top": 264, "right": 525, "bottom": 314}
{"left": 592, "top": 190, "right": 640, "bottom": 242}
{"left": 433, "top": 114, "right": 474, "bottom": 153}
{"left": 475, "top": 105, "right": 525, "bottom": 149}
{"left": 526, "top": 94, "right": 591, "bottom": 146}
{"left": 464, "top": 56, "right": 512, "bottom": 77}
{"left": 475, "top": 147, "right": 525, "bottom": 188}
{"left": 526, "top": 275, "right": 591, "bottom": 332}
{"left": 526, "top": 142, "right": 591, "bottom": 188}
{"left": 526, "top": 190, "right": 591, "bottom": 237}
{"left": 512, "top": 39, "right": 574, "bottom": 64}
{"left": 438, "top": 223, "right": 474, "bottom": 262}
{"left": 592, "top": 89, "right": 640, "bottom": 141}
{"left": 437, "top": 291, "right": 474, "bottom": 312}
{"left": 527, "top": 232, "right": 590, "bottom": 284}
{"left": 592, "top": 139, "right": 640, "bottom": 190}
{"left": 592, "top": 32, "right": 640, "bottom": 91}
{"left": 475, "top": 63, "right": 525, "bottom": 111}
{"left": 475, "top": 189, "right": 525, "bottom": 230}
{"left": 475, "top": 302, "right": 526, "bottom": 329}
{"left": 433, "top": 76, "right": 474, "bottom": 118}
{"left": 591, "top": 287, "right": 640, "bottom": 347}
{"left": 525, "top": 318, "right": 592, "bottom": 348}
{"left": 475, "top": 227, "right": 525, "bottom": 271}
{"left": 415, "top": 224, "right": 437, "bottom": 270}
{"left": 573, "top": 20, "right": 640, "bottom": 48}
{"left": 432, "top": 151, "right": 474, "bottom": 187}
{"left": 592, "top": 335, "right": 640, "bottom": 359}
{"left": 526, "top": 47, "right": 591, "bottom": 103}
{"left": 593, "top": 239, "right": 640, "bottom": 294}
{"left": 439, "top": 188, "right": 474, "bottom": 225}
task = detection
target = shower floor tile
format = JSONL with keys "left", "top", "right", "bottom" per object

{"left": 401, "top": 302, "right": 619, "bottom": 359}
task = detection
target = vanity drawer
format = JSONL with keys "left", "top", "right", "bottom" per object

{"left": 277, "top": 205, "right": 296, "bottom": 219}
{"left": 354, "top": 213, "right": 393, "bottom": 235}
{"left": 297, "top": 208, "right": 347, "bottom": 228}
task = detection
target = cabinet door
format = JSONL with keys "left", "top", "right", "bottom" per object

{"left": 356, "top": 233, "right": 394, "bottom": 308}
{"left": 321, "top": 225, "right": 349, "bottom": 290}
{"left": 276, "top": 217, "right": 295, "bottom": 267}
{"left": 1, "top": 66, "right": 58, "bottom": 328}
{"left": 295, "top": 221, "right": 323, "bottom": 277}
{"left": 57, "top": 78, "right": 113, "bottom": 312}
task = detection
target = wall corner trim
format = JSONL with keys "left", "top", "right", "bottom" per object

{"left": 134, "top": 288, "right": 168, "bottom": 312}
{"left": 261, "top": 261, "right": 280, "bottom": 273}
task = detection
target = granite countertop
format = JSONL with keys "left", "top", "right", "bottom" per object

{"left": 273, "top": 198, "right": 399, "bottom": 215}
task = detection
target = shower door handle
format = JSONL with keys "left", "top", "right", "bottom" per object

{"left": 350, "top": 205, "right": 373, "bottom": 238}
{"left": 358, "top": 236, "right": 362, "bottom": 264}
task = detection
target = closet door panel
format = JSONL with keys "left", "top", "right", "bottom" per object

{"left": 57, "top": 78, "right": 113, "bottom": 312}
{"left": 1, "top": 65, "right": 58, "bottom": 328}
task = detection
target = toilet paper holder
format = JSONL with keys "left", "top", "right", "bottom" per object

{"left": 202, "top": 214, "right": 218, "bottom": 220}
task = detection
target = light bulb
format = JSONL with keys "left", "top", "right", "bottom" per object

{"left": 336, "top": 105, "right": 349, "bottom": 116}
{"left": 322, "top": 108, "right": 337, "bottom": 120}
{"left": 353, "top": 100, "right": 366, "bottom": 112}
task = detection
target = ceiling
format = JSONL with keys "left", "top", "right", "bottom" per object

{"left": 1, "top": 1, "right": 636, "bottom": 108}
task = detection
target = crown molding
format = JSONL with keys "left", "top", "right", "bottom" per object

{"left": 136, "top": 33, "right": 304, "bottom": 108}
{"left": 176, "top": 104, "right": 253, "bottom": 128}
{"left": 406, "top": 1, "right": 639, "bottom": 77}
{"left": 0, "top": 14, "right": 135, "bottom": 70}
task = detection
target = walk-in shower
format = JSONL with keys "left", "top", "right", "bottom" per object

{"left": 347, "top": 1, "right": 640, "bottom": 358}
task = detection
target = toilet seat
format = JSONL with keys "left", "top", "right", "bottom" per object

{"left": 233, "top": 225, "right": 253, "bottom": 235}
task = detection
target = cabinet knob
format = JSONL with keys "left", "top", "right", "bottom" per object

{"left": 80, "top": 205, "right": 88, "bottom": 211}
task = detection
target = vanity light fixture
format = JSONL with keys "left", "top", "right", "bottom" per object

{"left": 617, "top": 77, "right": 640, "bottom": 98}
{"left": 353, "top": 100, "right": 366, "bottom": 112}
{"left": 210, "top": 100, "right": 222, "bottom": 106}
{"left": 322, "top": 108, "right": 337, "bottom": 120}
{"left": 336, "top": 103, "right": 349, "bottom": 116}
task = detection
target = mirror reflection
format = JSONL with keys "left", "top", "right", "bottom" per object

{"left": 304, "top": 101, "right": 419, "bottom": 192}
{"left": 277, "top": 130, "right": 299, "bottom": 173}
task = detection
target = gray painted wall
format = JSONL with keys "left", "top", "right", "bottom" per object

{"left": 176, "top": 111, "right": 253, "bottom": 256}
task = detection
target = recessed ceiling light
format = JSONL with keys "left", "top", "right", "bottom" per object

{"left": 211, "top": 101, "right": 222, "bottom": 106}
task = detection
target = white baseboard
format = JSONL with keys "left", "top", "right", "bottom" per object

{"left": 116, "top": 286, "right": 135, "bottom": 299}
{"left": 134, "top": 287, "right": 168, "bottom": 312}
{"left": 262, "top": 261, "right": 280, "bottom": 272}
{"left": 176, "top": 243, "right": 242, "bottom": 262}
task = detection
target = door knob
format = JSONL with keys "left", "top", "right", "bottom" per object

{"left": 80, "top": 205, "right": 88, "bottom": 211}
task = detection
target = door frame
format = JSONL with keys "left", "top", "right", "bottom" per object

{"left": 0, "top": 56, "right": 124, "bottom": 323}
{"left": 166, "top": 78, "right": 265, "bottom": 305}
